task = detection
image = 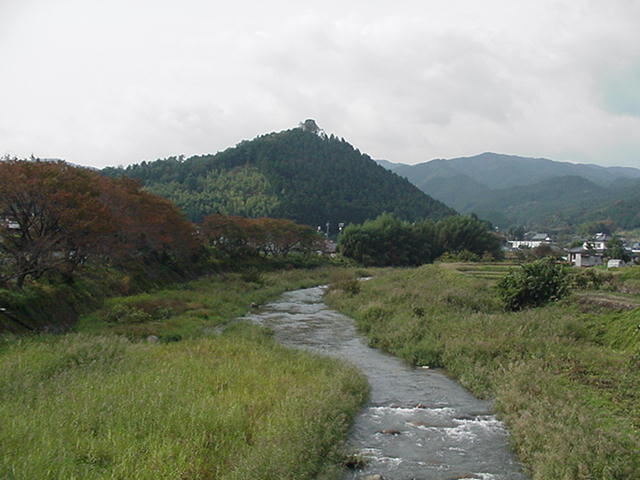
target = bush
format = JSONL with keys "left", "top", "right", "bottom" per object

{"left": 327, "top": 271, "right": 361, "bottom": 296}
{"left": 437, "top": 250, "right": 481, "bottom": 263}
{"left": 104, "top": 304, "right": 153, "bottom": 324}
{"left": 568, "top": 268, "right": 614, "bottom": 290}
{"left": 497, "top": 258, "right": 570, "bottom": 311}
{"left": 338, "top": 213, "right": 502, "bottom": 267}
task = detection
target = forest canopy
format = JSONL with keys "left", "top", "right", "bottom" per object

{"left": 103, "top": 128, "right": 456, "bottom": 226}
{"left": 338, "top": 213, "right": 502, "bottom": 266}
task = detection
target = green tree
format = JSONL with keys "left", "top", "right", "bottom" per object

{"left": 497, "top": 258, "right": 569, "bottom": 311}
{"left": 507, "top": 225, "right": 525, "bottom": 240}
{"left": 338, "top": 213, "right": 432, "bottom": 267}
{"left": 605, "top": 236, "right": 630, "bottom": 262}
{"left": 435, "top": 215, "right": 503, "bottom": 259}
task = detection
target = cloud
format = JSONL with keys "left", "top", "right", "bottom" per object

{"left": 0, "top": 0, "right": 639, "bottom": 167}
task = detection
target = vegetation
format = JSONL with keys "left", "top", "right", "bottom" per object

{"left": 338, "top": 213, "right": 502, "bottom": 266}
{"left": 383, "top": 152, "right": 640, "bottom": 231}
{"left": 497, "top": 258, "right": 570, "bottom": 311}
{"left": 202, "top": 214, "right": 323, "bottom": 259}
{"left": 326, "top": 264, "right": 640, "bottom": 479}
{"left": 0, "top": 268, "right": 368, "bottom": 479}
{"left": 605, "top": 236, "right": 631, "bottom": 262}
{"left": 0, "top": 158, "right": 331, "bottom": 333}
{"left": 75, "top": 268, "right": 340, "bottom": 340}
{"left": 0, "top": 159, "right": 368, "bottom": 478}
{"left": 103, "top": 127, "right": 456, "bottom": 226}
{"left": 0, "top": 159, "right": 198, "bottom": 289}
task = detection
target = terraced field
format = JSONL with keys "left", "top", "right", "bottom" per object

{"left": 442, "top": 262, "right": 517, "bottom": 281}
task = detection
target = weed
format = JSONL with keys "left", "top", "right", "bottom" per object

{"left": 1, "top": 266, "right": 368, "bottom": 479}
{"left": 326, "top": 264, "right": 640, "bottom": 478}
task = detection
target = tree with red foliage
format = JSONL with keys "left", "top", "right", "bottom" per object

{"left": 98, "top": 176, "right": 197, "bottom": 264}
{"left": 201, "top": 214, "right": 322, "bottom": 258}
{"left": 0, "top": 159, "right": 197, "bottom": 288}
{"left": 0, "top": 159, "right": 116, "bottom": 286}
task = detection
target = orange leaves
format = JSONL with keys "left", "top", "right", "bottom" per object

{"left": 0, "top": 159, "right": 197, "bottom": 286}
{"left": 201, "top": 214, "right": 322, "bottom": 257}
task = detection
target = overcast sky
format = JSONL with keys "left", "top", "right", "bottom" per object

{"left": 1, "top": 0, "right": 639, "bottom": 168}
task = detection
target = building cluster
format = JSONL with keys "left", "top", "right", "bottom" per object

{"left": 506, "top": 231, "right": 640, "bottom": 268}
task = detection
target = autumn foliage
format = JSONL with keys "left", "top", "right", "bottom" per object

{"left": 202, "top": 214, "right": 323, "bottom": 258}
{"left": 0, "top": 159, "right": 197, "bottom": 287}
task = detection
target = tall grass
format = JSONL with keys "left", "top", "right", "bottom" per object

{"left": 74, "top": 267, "right": 342, "bottom": 339}
{"left": 0, "top": 334, "right": 366, "bottom": 479}
{"left": 1, "top": 267, "right": 368, "bottom": 479}
{"left": 326, "top": 264, "right": 640, "bottom": 479}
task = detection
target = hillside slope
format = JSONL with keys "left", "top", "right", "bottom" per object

{"left": 104, "top": 128, "right": 456, "bottom": 226}
{"left": 380, "top": 153, "right": 640, "bottom": 229}
{"left": 391, "top": 152, "right": 640, "bottom": 190}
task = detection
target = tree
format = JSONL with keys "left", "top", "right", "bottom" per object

{"left": 605, "top": 237, "right": 630, "bottom": 262}
{"left": 0, "top": 159, "right": 198, "bottom": 288}
{"left": 532, "top": 243, "right": 558, "bottom": 259}
{"left": 98, "top": 176, "right": 197, "bottom": 264}
{"left": 497, "top": 258, "right": 569, "bottom": 311}
{"left": 201, "top": 214, "right": 323, "bottom": 258}
{"left": 0, "top": 160, "right": 117, "bottom": 286}
{"left": 338, "top": 213, "right": 502, "bottom": 267}
{"left": 338, "top": 213, "right": 433, "bottom": 266}
{"left": 507, "top": 225, "right": 525, "bottom": 241}
{"left": 435, "top": 215, "right": 503, "bottom": 259}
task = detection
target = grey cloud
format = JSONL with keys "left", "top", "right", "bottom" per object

{"left": 1, "top": 0, "right": 639, "bottom": 167}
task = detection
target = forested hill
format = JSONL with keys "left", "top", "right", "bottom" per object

{"left": 378, "top": 153, "right": 640, "bottom": 230}
{"left": 103, "top": 128, "right": 455, "bottom": 226}
{"left": 389, "top": 152, "right": 640, "bottom": 190}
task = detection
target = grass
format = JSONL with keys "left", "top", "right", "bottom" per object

{"left": 74, "top": 267, "right": 342, "bottom": 339}
{"left": 326, "top": 264, "right": 640, "bottom": 479}
{"left": 441, "top": 262, "right": 516, "bottom": 282}
{"left": 1, "top": 267, "right": 368, "bottom": 480}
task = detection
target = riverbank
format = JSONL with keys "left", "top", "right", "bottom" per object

{"left": 245, "top": 285, "right": 527, "bottom": 479}
{"left": 0, "top": 267, "right": 368, "bottom": 479}
{"left": 326, "top": 264, "right": 640, "bottom": 479}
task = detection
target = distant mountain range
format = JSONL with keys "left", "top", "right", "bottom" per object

{"left": 377, "top": 153, "right": 640, "bottom": 230}
{"left": 103, "top": 127, "right": 455, "bottom": 227}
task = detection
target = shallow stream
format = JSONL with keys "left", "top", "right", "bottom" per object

{"left": 241, "top": 286, "right": 527, "bottom": 480}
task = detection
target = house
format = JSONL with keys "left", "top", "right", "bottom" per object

{"left": 508, "top": 232, "right": 553, "bottom": 249}
{"left": 584, "top": 232, "right": 611, "bottom": 252}
{"left": 607, "top": 259, "right": 626, "bottom": 268}
{"left": 1, "top": 218, "right": 20, "bottom": 230}
{"left": 567, "top": 247, "right": 603, "bottom": 267}
{"left": 320, "top": 240, "right": 337, "bottom": 255}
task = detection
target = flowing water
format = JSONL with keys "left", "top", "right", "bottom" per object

{"left": 241, "top": 286, "right": 528, "bottom": 480}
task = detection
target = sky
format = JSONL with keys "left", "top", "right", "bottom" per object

{"left": 1, "top": 0, "right": 639, "bottom": 169}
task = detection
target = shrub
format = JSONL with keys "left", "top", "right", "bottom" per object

{"left": 437, "top": 250, "right": 481, "bottom": 263}
{"left": 240, "top": 268, "right": 264, "bottom": 284}
{"left": 568, "top": 268, "right": 614, "bottom": 290}
{"left": 497, "top": 258, "right": 570, "bottom": 311}
{"left": 327, "top": 271, "right": 361, "bottom": 296}
{"left": 104, "top": 304, "right": 152, "bottom": 324}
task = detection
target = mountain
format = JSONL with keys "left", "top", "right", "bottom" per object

{"left": 379, "top": 152, "right": 640, "bottom": 230}
{"left": 471, "top": 176, "right": 608, "bottom": 229}
{"left": 103, "top": 127, "right": 456, "bottom": 226}
{"left": 587, "top": 179, "right": 640, "bottom": 229}
{"left": 390, "top": 152, "right": 640, "bottom": 190}
{"left": 375, "top": 159, "right": 407, "bottom": 171}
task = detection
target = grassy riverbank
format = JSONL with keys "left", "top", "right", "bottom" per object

{"left": 0, "top": 267, "right": 368, "bottom": 480}
{"left": 326, "top": 265, "right": 640, "bottom": 479}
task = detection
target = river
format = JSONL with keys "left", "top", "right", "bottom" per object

{"left": 241, "top": 286, "right": 527, "bottom": 480}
